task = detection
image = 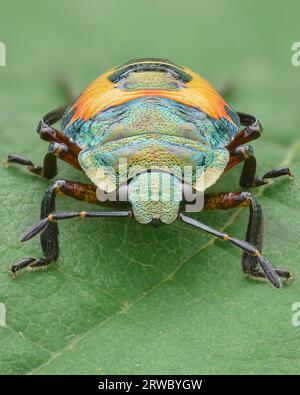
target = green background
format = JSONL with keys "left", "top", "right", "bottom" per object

{"left": 0, "top": 0, "right": 300, "bottom": 374}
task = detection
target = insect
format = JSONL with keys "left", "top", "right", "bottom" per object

{"left": 8, "top": 58, "right": 293, "bottom": 288}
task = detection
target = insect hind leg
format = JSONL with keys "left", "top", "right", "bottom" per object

{"left": 199, "top": 191, "right": 292, "bottom": 286}
{"left": 11, "top": 180, "right": 130, "bottom": 275}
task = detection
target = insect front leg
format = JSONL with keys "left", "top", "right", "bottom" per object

{"left": 226, "top": 112, "right": 263, "bottom": 151}
{"left": 198, "top": 191, "right": 292, "bottom": 285}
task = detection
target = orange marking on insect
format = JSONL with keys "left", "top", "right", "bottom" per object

{"left": 67, "top": 66, "right": 235, "bottom": 128}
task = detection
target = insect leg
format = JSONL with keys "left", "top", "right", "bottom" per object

{"left": 199, "top": 192, "right": 292, "bottom": 284}
{"left": 7, "top": 106, "right": 81, "bottom": 179}
{"left": 21, "top": 210, "right": 131, "bottom": 242}
{"left": 11, "top": 180, "right": 130, "bottom": 274}
{"left": 226, "top": 112, "right": 262, "bottom": 151}
{"left": 36, "top": 107, "right": 80, "bottom": 153}
{"left": 225, "top": 145, "right": 257, "bottom": 184}
{"left": 7, "top": 152, "right": 57, "bottom": 179}
{"left": 225, "top": 145, "right": 293, "bottom": 187}
{"left": 46, "top": 142, "right": 80, "bottom": 170}
{"left": 179, "top": 212, "right": 282, "bottom": 288}
{"left": 252, "top": 166, "right": 293, "bottom": 187}
{"left": 11, "top": 180, "right": 62, "bottom": 274}
{"left": 7, "top": 142, "right": 81, "bottom": 179}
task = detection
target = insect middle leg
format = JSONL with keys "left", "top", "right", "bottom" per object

{"left": 227, "top": 112, "right": 263, "bottom": 150}
{"left": 7, "top": 106, "right": 81, "bottom": 179}
{"left": 225, "top": 112, "right": 292, "bottom": 187}
{"left": 201, "top": 191, "right": 291, "bottom": 284}
{"left": 225, "top": 145, "right": 292, "bottom": 188}
{"left": 11, "top": 180, "right": 130, "bottom": 274}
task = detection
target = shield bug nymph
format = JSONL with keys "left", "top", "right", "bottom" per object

{"left": 8, "top": 58, "right": 293, "bottom": 287}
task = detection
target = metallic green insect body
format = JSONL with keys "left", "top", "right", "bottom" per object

{"left": 8, "top": 58, "right": 293, "bottom": 288}
{"left": 61, "top": 60, "right": 238, "bottom": 224}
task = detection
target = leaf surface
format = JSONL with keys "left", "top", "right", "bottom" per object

{"left": 0, "top": 0, "right": 299, "bottom": 375}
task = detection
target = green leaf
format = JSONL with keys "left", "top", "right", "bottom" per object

{"left": 0, "top": 0, "right": 300, "bottom": 375}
